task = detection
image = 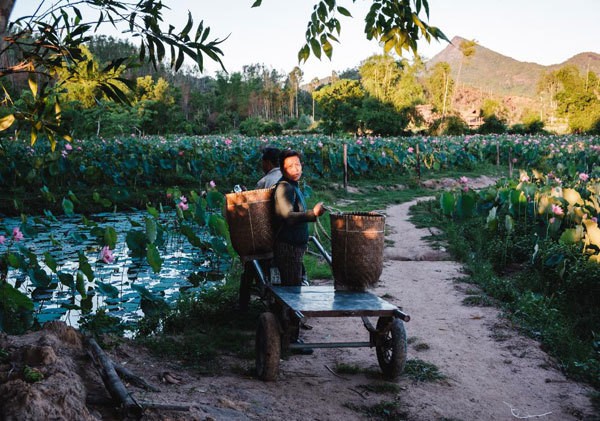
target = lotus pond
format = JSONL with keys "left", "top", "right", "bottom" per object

{"left": 0, "top": 203, "right": 232, "bottom": 331}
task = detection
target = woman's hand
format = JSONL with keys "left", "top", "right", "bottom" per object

{"left": 313, "top": 202, "right": 326, "bottom": 217}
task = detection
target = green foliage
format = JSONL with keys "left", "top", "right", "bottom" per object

{"left": 138, "top": 277, "right": 260, "bottom": 370}
{"left": 23, "top": 365, "right": 44, "bottom": 383}
{"left": 313, "top": 79, "right": 364, "bottom": 134}
{"left": 425, "top": 61, "right": 454, "bottom": 113}
{"left": 358, "top": 97, "right": 408, "bottom": 136}
{"left": 478, "top": 114, "right": 507, "bottom": 134}
{"left": 413, "top": 171, "right": 600, "bottom": 387}
{"left": 428, "top": 115, "right": 469, "bottom": 135}
{"left": 0, "top": 282, "right": 34, "bottom": 334}
{"left": 547, "top": 65, "right": 600, "bottom": 133}
{"left": 403, "top": 358, "right": 446, "bottom": 382}
{"left": 79, "top": 308, "right": 127, "bottom": 337}
{"left": 344, "top": 400, "right": 407, "bottom": 421}
{"left": 295, "top": 0, "right": 448, "bottom": 62}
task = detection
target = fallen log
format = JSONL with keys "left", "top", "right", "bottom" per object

{"left": 113, "top": 362, "right": 160, "bottom": 392}
{"left": 86, "top": 337, "right": 190, "bottom": 416}
{"left": 86, "top": 337, "right": 143, "bottom": 417}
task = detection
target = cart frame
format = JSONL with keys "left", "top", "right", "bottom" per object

{"left": 253, "top": 237, "right": 410, "bottom": 381}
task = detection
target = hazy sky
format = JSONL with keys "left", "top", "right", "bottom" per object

{"left": 11, "top": 0, "right": 600, "bottom": 80}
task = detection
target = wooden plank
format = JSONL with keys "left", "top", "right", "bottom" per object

{"left": 270, "top": 286, "right": 398, "bottom": 317}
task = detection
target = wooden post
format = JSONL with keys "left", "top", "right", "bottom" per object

{"left": 415, "top": 143, "right": 421, "bottom": 180}
{"left": 343, "top": 143, "right": 348, "bottom": 191}
{"left": 496, "top": 141, "right": 500, "bottom": 166}
{"left": 508, "top": 147, "right": 513, "bottom": 178}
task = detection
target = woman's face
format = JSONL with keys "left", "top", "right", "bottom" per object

{"left": 282, "top": 155, "right": 302, "bottom": 182}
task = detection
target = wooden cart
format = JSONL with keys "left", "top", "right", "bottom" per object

{"left": 251, "top": 237, "right": 410, "bottom": 381}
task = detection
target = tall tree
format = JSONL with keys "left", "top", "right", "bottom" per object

{"left": 1, "top": 0, "right": 447, "bottom": 143}
{"left": 288, "top": 66, "right": 303, "bottom": 119}
{"left": 425, "top": 62, "right": 454, "bottom": 113}
{"left": 451, "top": 39, "right": 477, "bottom": 107}
{"left": 308, "top": 77, "right": 321, "bottom": 121}
{"left": 359, "top": 54, "right": 402, "bottom": 103}
{"left": 313, "top": 78, "right": 364, "bottom": 133}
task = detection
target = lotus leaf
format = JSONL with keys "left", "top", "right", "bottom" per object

{"left": 96, "top": 280, "right": 119, "bottom": 298}
{"left": 456, "top": 192, "right": 476, "bottom": 219}
{"left": 146, "top": 243, "right": 163, "bottom": 273}
{"left": 563, "top": 188, "right": 583, "bottom": 206}
{"left": 559, "top": 225, "right": 584, "bottom": 244}
{"left": 62, "top": 198, "right": 75, "bottom": 216}
{"left": 76, "top": 271, "right": 87, "bottom": 298}
{"left": 583, "top": 219, "right": 600, "bottom": 248}
{"left": 145, "top": 217, "right": 158, "bottom": 244}
{"left": 43, "top": 252, "right": 57, "bottom": 273}
{"left": 439, "top": 192, "right": 454, "bottom": 216}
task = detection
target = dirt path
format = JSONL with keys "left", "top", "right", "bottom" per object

{"left": 124, "top": 195, "right": 596, "bottom": 421}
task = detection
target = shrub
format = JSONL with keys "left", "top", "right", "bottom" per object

{"left": 297, "top": 114, "right": 312, "bottom": 130}
{"left": 239, "top": 116, "right": 264, "bottom": 136}
{"left": 428, "top": 115, "right": 469, "bottom": 135}
{"left": 478, "top": 114, "right": 507, "bottom": 134}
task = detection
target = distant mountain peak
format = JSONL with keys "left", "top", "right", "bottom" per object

{"left": 426, "top": 36, "right": 600, "bottom": 97}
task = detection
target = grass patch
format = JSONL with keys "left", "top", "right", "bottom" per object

{"left": 462, "top": 295, "right": 493, "bottom": 307}
{"left": 344, "top": 400, "right": 408, "bottom": 421}
{"left": 136, "top": 270, "right": 261, "bottom": 374}
{"left": 334, "top": 363, "right": 364, "bottom": 375}
{"left": 358, "top": 382, "right": 402, "bottom": 394}
{"left": 403, "top": 359, "right": 446, "bottom": 382}
{"left": 413, "top": 342, "right": 431, "bottom": 352}
{"left": 304, "top": 253, "right": 332, "bottom": 280}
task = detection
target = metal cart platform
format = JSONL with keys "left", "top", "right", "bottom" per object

{"left": 252, "top": 237, "right": 410, "bottom": 381}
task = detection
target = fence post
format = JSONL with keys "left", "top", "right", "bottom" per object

{"left": 508, "top": 147, "right": 513, "bottom": 178}
{"left": 343, "top": 143, "right": 348, "bottom": 191}
{"left": 496, "top": 141, "right": 500, "bottom": 166}
{"left": 415, "top": 143, "right": 421, "bottom": 180}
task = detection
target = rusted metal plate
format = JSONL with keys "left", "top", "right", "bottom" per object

{"left": 270, "top": 285, "right": 398, "bottom": 317}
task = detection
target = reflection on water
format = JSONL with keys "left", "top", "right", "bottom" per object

{"left": 1, "top": 210, "right": 230, "bottom": 328}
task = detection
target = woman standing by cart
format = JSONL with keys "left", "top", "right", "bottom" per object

{"left": 273, "top": 150, "right": 326, "bottom": 286}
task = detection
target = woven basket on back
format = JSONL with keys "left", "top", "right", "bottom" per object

{"left": 225, "top": 188, "right": 275, "bottom": 262}
{"left": 330, "top": 211, "right": 385, "bottom": 291}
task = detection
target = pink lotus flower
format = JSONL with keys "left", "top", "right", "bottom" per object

{"left": 459, "top": 176, "right": 468, "bottom": 184}
{"left": 209, "top": 180, "right": 216, "bottom": 188}
{"left": 407, "top": 147, "right": 414, "bottom": 153}
{"left": 551, "top": 204, "right": 564, "bottom": 216}
{"left": 549, "top": 217, "right": 556, "bottom": 224}
{"left": 166, "top": 193, "right": 172, "bottom": 199}
{"left": 65, "top": 143, "right": 73, "bottom": 151}
{"left": 178, "top": 151, "right": 184, "bottom": 156}
{"left": 356, "top": 139, "right": 363, "bottom": 145}
{"left": 579, "top": 173, "right": 589, "bottom": 182}
{"left": 100, "top": 246, "right": 115, "bottom": 264}
{"left": 519, "top": 174, "right": 530, "bottom": 183}
{"left": 592, "top": 216, "right": 598, "bottom": 223}
{"left": 0, "top": 235, "right": 5, "bottom": 245}
{"left": 178, "top": 195, "right": 189, "bottom": 210}
{"left": 224, "top": 138, "right": 232, "bottom": 146}
{"left": 12, "top": 227, "right": 23, "bottom": 241}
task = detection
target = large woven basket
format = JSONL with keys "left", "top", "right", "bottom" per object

{"left": 330, "top": 211, "right": 385, "bottom": 291}
{"left": 225, "top": 188, "right": 275, "bottom": 261}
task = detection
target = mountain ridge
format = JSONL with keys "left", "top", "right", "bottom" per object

{"left": 426, "top": 36, "right": 600, "bottom": 98}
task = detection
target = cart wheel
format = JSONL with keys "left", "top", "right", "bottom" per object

{"left": 375, "top": 316, "right": 407, "bottom": 380}
{"left": 256, "top": 312, "right": 281, "bottom": 381}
